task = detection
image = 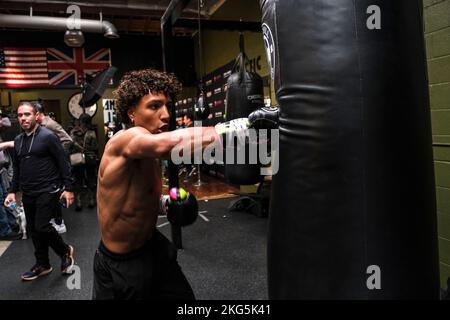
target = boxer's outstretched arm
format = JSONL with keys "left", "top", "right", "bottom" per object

{"left": 120, "top": 126, "right": 219, "bottom": 160}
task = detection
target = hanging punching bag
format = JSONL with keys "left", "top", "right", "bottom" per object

{"left": 262, "top": 0, "right": 439, "bottom": 299}
{"left": 225, "top": 34, "right": 264, "bottom": 120}
{"left": 225, "top": 34, "right": 265, "bottom": 185}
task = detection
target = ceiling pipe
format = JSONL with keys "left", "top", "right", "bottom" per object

{"left": 0, "top": 13, "right": 119, "bottom": 38}
{"left": 1, "top": 0, "right": 173, "bottom": 11}
{"left": 0, "top": 0, "right": 205, "bottom": 16}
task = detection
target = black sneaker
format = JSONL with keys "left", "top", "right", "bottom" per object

{"left": 0, "top": 231, "right": 23, "bottom": 241}
{"left": 21, "top": 265, "right": 53, "bottom": 281}
{"left": 61, "top": 245, "right": 74, "bottom": 274}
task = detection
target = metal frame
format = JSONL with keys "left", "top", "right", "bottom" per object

{"left": 161, "top": 0, "right": 191, "bottom": 249}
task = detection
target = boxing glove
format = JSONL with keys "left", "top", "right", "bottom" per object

{"left": 248, "top": 106, "right": 279, "bottom": 130}
{"left": 214, "top": 106, "right": 279, "bottom": 135}
{"left": 164, "top": 187, "right": 198, "bottom": 226}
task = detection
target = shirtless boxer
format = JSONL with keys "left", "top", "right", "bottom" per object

{"left": 93, "top": 69, "right": 221, "bottom": 300}
{"left": 93, "top": 68, "right": 277, "bottom": 300}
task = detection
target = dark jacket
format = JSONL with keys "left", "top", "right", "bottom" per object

{"left": 10, "top": 126, "right": 73, "bottom": 195}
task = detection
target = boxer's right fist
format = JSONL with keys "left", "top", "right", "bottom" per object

{"left": 248, "top": 106, "right": 279, "bottom": 130}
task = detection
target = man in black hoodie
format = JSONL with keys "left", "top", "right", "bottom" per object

{"left": 5, "top": 101, "right": 75, "bottom": 281}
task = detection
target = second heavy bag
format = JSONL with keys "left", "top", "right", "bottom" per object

{"left": 225, "top": 34, "right": 264, "bottom": 185}
{"left": 225, "top": 34, "right": 264, "bottom": 120}
{"left": 262, "top": 0, "right": 439, "bottom": 299}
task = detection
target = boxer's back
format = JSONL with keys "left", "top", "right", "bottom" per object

{"left": 97, "top": 130, "right": 161, "bottom": 254}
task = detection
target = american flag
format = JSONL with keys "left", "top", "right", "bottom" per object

{"left": 0, "top": 47, "right": 111, "bottom": 87}
{"left": 0, "top": 48, "right": 49, "bottom": 87}
{"left": 47, "top": 47, "right": 111, "bottom": 86}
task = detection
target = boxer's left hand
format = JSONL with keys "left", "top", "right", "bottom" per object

{"left": 165, "top": 188, "right": 198, "bottom": 226}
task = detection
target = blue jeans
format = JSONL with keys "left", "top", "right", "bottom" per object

{"left": 0, "top": 180, "right": 17, "bottom": 236}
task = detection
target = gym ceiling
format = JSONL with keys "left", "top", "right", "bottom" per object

{"left": 0, "top": 0, "right": 229, "bottom": 36}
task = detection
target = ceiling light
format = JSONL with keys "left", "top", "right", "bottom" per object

{"left": 64, "top": 30, "right": 85, "bottom": 47}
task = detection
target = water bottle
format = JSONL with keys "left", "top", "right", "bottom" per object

{"left": 7, "top": 199, "right": 16, "bottom": 210}
{"left": 6, "top": 200, "right": 26, "bottom": 239}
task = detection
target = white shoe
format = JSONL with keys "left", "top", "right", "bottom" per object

{"left": 50, "top": 219, "right": 67, "bottom": 234}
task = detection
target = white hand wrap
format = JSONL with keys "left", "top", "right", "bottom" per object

{"left": 214, "top": 118, "right": 250, "bottom": 135}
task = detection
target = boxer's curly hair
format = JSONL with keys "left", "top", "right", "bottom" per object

{"left": 113, "top": 68, "right": 182, "bottom": 125}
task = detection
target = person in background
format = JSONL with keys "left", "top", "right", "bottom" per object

{"left": 0, "top": 110, "right": 11, "bottom": 135}
{"left": 183, "top": 113, "right": 193, "bottom": 128}
{"left": 5, "top": 101, "right": 75, "bottom": 281}
{"left": 34, "top": 101, "right": 72, "bottom": 155}
{"left": 70, "top": 113, "right": 99, "bottom": 211}
{"left": 181, "top": 113, "right": 195, "bottom": 179}
{"left": 104, "top": 122, "right": 111, "bottom": 142}
{"left": 0, "top": 141, "right": 21, "bottom": 240}
{"left": 0, "top": 107, "right": 20, "bottom": 143}
{"left": 34, "top": 101, "right": 73, "bottom": 234}
{"left": 176, "top": 116, "right": 184, "bottom": 129}
{"left": 48, "top": 112, "right": 57, "bottom": 121}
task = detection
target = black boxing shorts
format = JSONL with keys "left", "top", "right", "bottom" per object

{"left": 92, "top": 230, "right": 195, "bottom": 300}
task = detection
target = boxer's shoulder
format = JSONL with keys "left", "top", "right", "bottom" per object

{"left": 112, "top": 127, "right": 154, "bottom": 148}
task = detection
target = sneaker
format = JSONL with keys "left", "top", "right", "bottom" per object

{"left": 61, "top": 245, "right": 74, "bottom": 274}
{"left": 0, "top": 231, "right": 23, "bottom": 241}
{"left": 21, "top": 265, "right": 53, "bottom": 281}
{"left": 50, "top": 219, "right": 67, "bottom": 234}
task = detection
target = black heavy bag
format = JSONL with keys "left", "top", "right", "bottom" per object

{"left": 224, "top": 134, "right": 261, "bottom": 185}
{"left": 262, "top": 0, "right": 439, "bottom": 299}
{"left": 225, "top": 34, "right": 264, "bottom": 120}
{"left": 225, "top": 34, "right": 264, "bottom": 185}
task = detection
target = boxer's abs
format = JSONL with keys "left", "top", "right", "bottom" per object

{"left": 97, "top": 157, "right": 162, "bottom": 254}
{"left": 100, "top": 207, "right": 159, "bottom": 254}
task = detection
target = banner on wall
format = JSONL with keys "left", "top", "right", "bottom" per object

{"left": 103, "top": 99, "right": 117, "bottom": 124}
{"left": 103, "top": 98, "right": 121, "bottom": 139}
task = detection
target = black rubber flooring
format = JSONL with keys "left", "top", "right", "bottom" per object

{"left": 0, "top": 198, "right": 268, "bottom": 300}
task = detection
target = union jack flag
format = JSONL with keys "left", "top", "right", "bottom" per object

{"left": 47, "top": 47, "right": 111, "bottom": 86}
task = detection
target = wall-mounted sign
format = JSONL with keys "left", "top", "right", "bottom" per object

{"left": 103, "top": 99, "right": 117, "bottom": 124}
